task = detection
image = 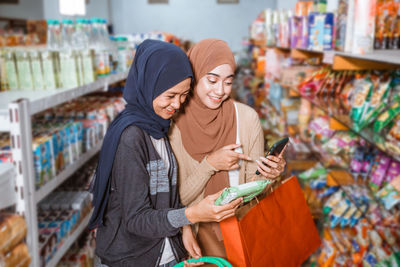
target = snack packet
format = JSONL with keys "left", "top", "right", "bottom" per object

{"left": 376, "top": 176, "right": 400, "bottom": 210}
{"left": 351, "top": 74, "right": 373, "bottom": 124}
{"left": 299, "top": 162, "right": 327, "bottom": 180}
{"left": 374, "top": 95, "right": 400, "bottom": 133}
{"left": 370, "top": 153, "right": 391, "bottom": 192}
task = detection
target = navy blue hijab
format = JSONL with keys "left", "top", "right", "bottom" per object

{"left": 88, "top": 40, "right": 193, "bottom": 229}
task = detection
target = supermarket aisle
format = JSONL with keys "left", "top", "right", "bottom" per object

{"left": 2, "top": 0, "right": 400, "bottom": 266}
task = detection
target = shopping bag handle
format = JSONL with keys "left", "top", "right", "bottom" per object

{"left": 173, "top": 256, "right": 232, "bottom": 267}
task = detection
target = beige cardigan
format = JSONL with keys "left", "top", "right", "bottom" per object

{"left": 169, "top": 102, "right": 264, "bottom": 206}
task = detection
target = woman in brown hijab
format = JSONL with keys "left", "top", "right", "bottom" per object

{"left": 169, "top": 39, "right": 286, "bottom": 262}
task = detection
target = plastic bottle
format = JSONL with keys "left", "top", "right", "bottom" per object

{"left": 73, "top": 19, "right": 89, "bottom": 50}
{"left": 265, "top": 9, "right": 275, "bottom": 46}
{"left": 61, "top": 19, "right": 75, "bottom": 51}
{"left": 101, "top": 19, "right": 113, "bottom": 74}
{"left": 60, "top": 19, "right": 79, "bottom": 88}
{"left": 90, "top": 18, "right": 107, "bottom": 76}
{"left": 47, "top": 20, "right": 59, "bottom": 51}
{"left": 273, "top": 10, "right": 280, "bottom": 47}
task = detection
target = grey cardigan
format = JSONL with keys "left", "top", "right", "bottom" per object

{"left": 95, "top": 125, "right": 190, "bottom": 266}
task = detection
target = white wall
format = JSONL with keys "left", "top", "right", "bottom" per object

{"left": 0, "top": 0, "right": 44, "bottom": 19}
{"left": 111, "top": 0, "right": 277, "bottom": 52}
{"left": 277, "top": 0, "right": 297, "bottom": 10}
{"left": 42, "top": 0, "right": 110, "bottom": 21}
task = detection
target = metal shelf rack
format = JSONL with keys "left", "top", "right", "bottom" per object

{"left": 1, "top": 71, "right": 128, "bottom": 267}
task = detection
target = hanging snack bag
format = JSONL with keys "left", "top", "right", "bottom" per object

{"left": 299, "top": 162, "right": 327, "bottom": 180}
{"left": 369, "top": 153, "right": 391, "bottom": 192}
{"left": 376, "top": 176, "right": 400, "bottom": 210}
{"left": 351, "top": 74, "right": 374, "bottom": 124}
{"left": 374, "top": 95, "right": 400, "bottom": 133}
{"left": 330, "top": 198, "right": 351, "bottom": 228}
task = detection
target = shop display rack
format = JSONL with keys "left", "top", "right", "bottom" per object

{"left": 46, "top": 209, "right": 93, "bottom": 267}
{"left": 294, "top": 90, "right": 400, "bottom": 163}
{"left": 35, "top": 142, "right": 102, "bottom": 204}
{"left": 0, "top": 71, "right": 128, "bottom": 267}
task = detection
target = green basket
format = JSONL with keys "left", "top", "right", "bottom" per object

{"left": 173, "top": 257, "right": 232, "bottom": 267}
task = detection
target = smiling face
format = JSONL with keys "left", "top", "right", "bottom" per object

{"left": 195, "top": 64, "right": 234, "bottom": 109}
{"left": 153, "top": 78, "right": 191, "bottom": 119}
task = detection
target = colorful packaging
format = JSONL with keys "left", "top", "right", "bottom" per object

{"left": 376, "top": 176, "right": 400, "bottom": 209}
{"left": 352, "top": 0, "right": 377, "bottom": 54}
{"left": 335, "top": 0, "right": 355, "bottom": 52}
{"left": 351, "top": 75, "right": 373, "bottom": 124}
{"left": 308, "top": 13, "right": 325, "bottom": 51}
{"left": 374, "top": 95, "right": 400, "bottom": 133}
{"left": 289, "top": 16, "right": 302, "bottom": 48}
{"left": 370, "top": 153, "right": 391, "bottom": 192}
{"left": 323, "top": 13, "right": 335, "bottom": 50}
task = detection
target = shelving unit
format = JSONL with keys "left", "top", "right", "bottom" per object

{"left": 273, "top": 45, "right": 400, "bottom": 70}
{"left": 294, "top": 90, "right": 400, "bottom": 162}
{"left": 1, "top": 71, "right": 128, "bottom": 267}
{"left": 46, "top": 209, "right": 93, "bottom": 267}
{"left": 35, "top": 142, "right": 102, "bottom": 204}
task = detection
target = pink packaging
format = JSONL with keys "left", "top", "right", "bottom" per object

{"left": 289, "top": 16, "right": 303, "bottom": 48}
{"left": 385, "top": 160, "right": 400, "bottom": 183}
{"left": 369, "top": 153, "right": 391, "bottom": 191}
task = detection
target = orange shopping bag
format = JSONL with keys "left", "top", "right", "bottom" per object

{"left": 220, "top": 176, "right": 321, "bottom": 267}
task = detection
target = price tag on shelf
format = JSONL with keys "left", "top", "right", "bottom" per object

{"left": 323, "top": 51, "right": 335, "bottom": 65}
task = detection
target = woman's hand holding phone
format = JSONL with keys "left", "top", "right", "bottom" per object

{"left": 255, "top": 144, "right": 288, "bottom": 180}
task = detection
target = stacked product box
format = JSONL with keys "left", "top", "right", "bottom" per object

{"left": 32, "top": 94, "right": 124, "bottom": 189}
{"left": 57, "top": 230, "right": 96, "bottom": 267}
{"left": 37, "top": 191, "right": 92, "bottom": 266}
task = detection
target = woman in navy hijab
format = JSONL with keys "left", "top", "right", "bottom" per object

{"left": 90, "top": 40, "right": 242, "bottom": 267}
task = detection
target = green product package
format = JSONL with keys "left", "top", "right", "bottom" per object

{"left": 60, "top": 51, "right": 79, "bottom": 89}
{"left": 4, "top": 51, "right": 19, "bottom": 90}
{"left": 299, "top": 162, "right": 327, "bottom": 180}
{"left": 16, "top": 50, "right": 34, "bottom": 90}
{"left": 351, "top": 76, "right": 373, "bottom": 124}
{"left": 373, "top": 95, "right": 400, "bottom": 133}
{"left": 75, "top": 51, "right": 84, "bottom": 86}
{"left": 82, "top": 49, "right": 95, "bottom": 84}
{"left": 42, "top": 51, "right": 57, "bottom": 89}
{"left": 30, "top": 51, "right": 44, "bottom": 90}
{"left": 358, "top": 78, "right": 391, "bottom": 128}
{"left": 214, "top": 180, "right": 272, "bottom": 206}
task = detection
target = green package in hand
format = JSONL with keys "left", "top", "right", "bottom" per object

{"left": 214, "top": 180, "right": 272, "bottom": 206}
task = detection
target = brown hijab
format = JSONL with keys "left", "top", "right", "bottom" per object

{"left": 175, "top": 39, "right": 237, "bottom": 196}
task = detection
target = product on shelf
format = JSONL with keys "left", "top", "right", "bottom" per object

{"left": 0, "top": 213, "right": 27, "bottom": 255}
{"left": 38, "top": 191, "right": 92, "bottom": 266}
{"left": 250, "top": 0, "right": 400, "bottom": 54}
{"left": 0, "top": 242, "right": 31, "bottom": 267}
{"left": 0, "top": 213, "right": 30, "bottom": 267}
{"left": 0, "top": 133, "right": 11, "bottom": 163}
{"left": 32, "top": 93, "right": 124, "bottom": 190}
{"left": 57, "top": 229, "right": 96, "bottom": 267}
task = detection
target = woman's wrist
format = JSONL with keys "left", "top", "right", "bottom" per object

{"left": 185, "top": 206, "right": 197, "bottom": 224}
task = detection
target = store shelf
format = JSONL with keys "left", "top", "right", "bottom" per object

{"left": 270, "top": 46, "right": 400, "bottom": 69}
{"left": 35, "top": 142, "right": 102, "bottom": 204}
{"left": 0, "top": 163, "right": 16, "bottom": 210}
{"left": 0, "top": 71, "right": 128, "bottom": 124}
{"left": 294, "top": 91, "right": 400, "bottom": 162}
{"left": 46, "top": 209, "right": 93, "bottom": 267}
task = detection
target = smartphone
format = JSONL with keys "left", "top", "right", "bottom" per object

{"left": 255, "top": 137, "right": 289, "bottom": 175}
